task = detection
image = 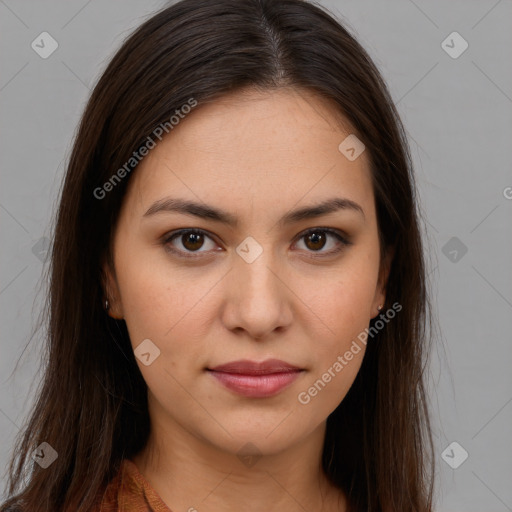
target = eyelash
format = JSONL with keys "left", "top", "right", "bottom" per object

{"left": 161, "top": 227, "right": 351, "bottom": 259}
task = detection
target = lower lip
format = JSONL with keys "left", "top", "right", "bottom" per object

{"left": 208, "top": 370, "right": 303, "bottom": 398}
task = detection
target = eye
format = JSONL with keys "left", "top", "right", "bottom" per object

{"left": 163, "top": 229, "right": 219, "bottom": 257}
{"left": 162, "top": 227, "right": 351, "bottom": 259}
{"left": 293, "top": 227, "right": 351, "bottom": 257}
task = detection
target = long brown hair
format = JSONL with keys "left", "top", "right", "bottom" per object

{"left": 1, "top": 0, "right": 435, "bottom": 510}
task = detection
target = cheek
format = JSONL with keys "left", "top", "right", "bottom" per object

{"left": 294, "top": 278, "right": 372, "bottom": 413}
{"left": 115, "top": 248, "right": 219, "bottom": 365}
{"left": 294, "top": 257, "right": 378, "bottom": 396}
{"left": 298, "top": 258, "right": 378, "bottom": 341}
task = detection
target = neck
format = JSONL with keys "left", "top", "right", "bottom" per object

{"left": 132, "top": 416, "right": 347, "bottom": 512}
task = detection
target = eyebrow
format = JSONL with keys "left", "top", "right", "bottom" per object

{"left": 143, "top": 196, "right": 365, "bottom": 227}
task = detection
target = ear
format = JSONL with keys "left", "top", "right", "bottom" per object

{"left": 371, "top": 244, "right": 395, "bottom": 318}
{"left": 101, "top": 256, "right": 124, "bottom": 320}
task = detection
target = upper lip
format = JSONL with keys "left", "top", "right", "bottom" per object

{"left": 208, "top": 359, "right": 302, "bottom": 375}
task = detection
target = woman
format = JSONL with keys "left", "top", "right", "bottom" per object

{"left": 1, "top": 0, "right": 436, "bottom": 510}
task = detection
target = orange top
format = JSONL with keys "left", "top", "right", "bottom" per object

{"left": 98, "top": 459, "right": 172, "bottom": 512}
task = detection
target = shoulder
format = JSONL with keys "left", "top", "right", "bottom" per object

{"left": 91, "top": 460, "right": 128, "bottom": 512}
{"left": 1, "top": 460, "right": 167, "bottom": 512}
{"left": 94, "top": 458, "right": 170, "bottom": 512}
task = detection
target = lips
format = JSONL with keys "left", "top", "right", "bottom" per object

{"left": 208, "top": 358, "right": 302, "bottom": 375}
{"left": 207, "top": 359, "right": 304, "bottom": 398}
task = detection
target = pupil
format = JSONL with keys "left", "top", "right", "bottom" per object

{"left": 307, "top": 232, "right": 325, "bottom": 250}
{"left": 184, "top": 232, "right": 203, "bottom": 250}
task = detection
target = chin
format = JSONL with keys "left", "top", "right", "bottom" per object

{"left": 197, "top": 414, "right": 313, "bottom": 457}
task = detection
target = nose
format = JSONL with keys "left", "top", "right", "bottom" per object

{"left": 220, "top": 248, "right": 293, "bottom": 341}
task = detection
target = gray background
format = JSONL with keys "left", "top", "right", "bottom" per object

{"left": 1, "top": 0, "right": 511, "bottom": 510}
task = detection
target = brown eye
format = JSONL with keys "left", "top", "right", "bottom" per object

{"left": 181, "top": 231, "right": 205, "bottom": 251}
{"left": 163, "top": 229, "right": 218, "bottom": 257}
{"left": 163, "top": 227, "right": 350, "bottom": 260}
{"left": 304, "top": 231, "right": 327, "bottom": 251}
{"left": 295, "top": 228, "right": 350, "bottom": 256}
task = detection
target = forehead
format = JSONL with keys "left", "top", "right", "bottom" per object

{"left": 122, "top": 87, "right": 374, "bottom": 221}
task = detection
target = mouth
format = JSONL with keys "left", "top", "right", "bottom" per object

{"left": 206, "top": 359, "right": 304, "bottom": 398}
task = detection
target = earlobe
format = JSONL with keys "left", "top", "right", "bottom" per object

{"left": 103, "top": 297, "right": 123, "bottom": 320}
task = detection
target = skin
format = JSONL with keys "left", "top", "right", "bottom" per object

{"left": 103, "top": 86, "right": 393, "bottom": 512}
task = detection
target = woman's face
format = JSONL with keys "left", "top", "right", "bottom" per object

{"left": 104, "top": 87, "right": 391, "bottom": 456}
